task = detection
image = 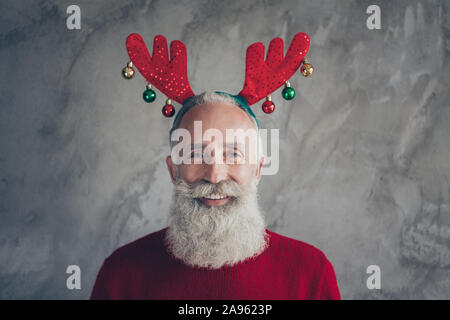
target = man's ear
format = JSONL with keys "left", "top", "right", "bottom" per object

{"left": 166, "top": 156, "right": 177, "bottom": 184}
{"left": 255, "top": 156, "right": 265, "bottom": 185}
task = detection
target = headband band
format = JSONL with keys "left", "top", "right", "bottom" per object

{"left": 171, "top": 92, "right": 259, "bottom": 132}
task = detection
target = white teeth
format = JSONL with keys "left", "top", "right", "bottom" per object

{"left": 204, "top": 193, "right": 227, "bottom": 200}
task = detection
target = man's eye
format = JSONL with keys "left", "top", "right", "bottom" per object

{"left": 190, "top": 152, "right": 202, "bottom": 158}
{"left": 226, "top": 151, "right": 242, "bottom": 158}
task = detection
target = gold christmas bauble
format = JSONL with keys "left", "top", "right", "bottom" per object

{"left": 122, "top": 66, "right": 135, "bottom": 79}
{"left": 301, "top": 63, "right": 314, "bottom": 77}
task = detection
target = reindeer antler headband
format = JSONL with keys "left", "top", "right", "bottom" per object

{"left": 121, "top": 32, "right": 314, "bottom": 118}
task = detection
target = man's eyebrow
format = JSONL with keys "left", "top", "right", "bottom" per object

{"left": 190, "top": 143, "right": 204, "bottom": 150}
{"left": 225, "top": 142, "right": 245, "bottom": 150}
{"left": 190, "top": 142, "right": 246, "bottom": 150}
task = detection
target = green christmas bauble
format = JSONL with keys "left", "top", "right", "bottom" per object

{"left": 143, "top": 88, "right": 156, "bottom": 103}
{"left": 282, "top": 86, "right": 295, "bottom": 100}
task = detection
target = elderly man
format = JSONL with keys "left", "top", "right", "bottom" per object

{"left": 90, "top": 91, "right": 340, "bottom": 300}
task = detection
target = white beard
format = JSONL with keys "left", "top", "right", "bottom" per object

{"left": 165, "top": 178, "right": 268, "bottom": 269}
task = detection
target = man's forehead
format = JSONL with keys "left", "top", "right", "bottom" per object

{"left": 178, "top": 102, "right": 257, "bottom": 132}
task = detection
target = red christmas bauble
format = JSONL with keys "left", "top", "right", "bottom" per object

{"left": 162, "top": 104, "right": 175, "bottom": 117}
{"left": 262, "top": 100, "right": 275, "bottom": 114}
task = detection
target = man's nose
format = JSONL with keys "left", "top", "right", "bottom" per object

{"left": 202, "top": 162, "right": 229, "bottom": 184}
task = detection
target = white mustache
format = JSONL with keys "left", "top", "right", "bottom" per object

{"left": 174, "top": 179, "right": 246, "bottom": 200}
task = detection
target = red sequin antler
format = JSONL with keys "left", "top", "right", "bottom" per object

{"left": 126, "top": 34, "right": 195, "bottom": 104}
{"left": 238, "top": 32, "right": 310, "bottom": 106}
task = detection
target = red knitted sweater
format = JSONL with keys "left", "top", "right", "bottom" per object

{"left": 90, "top": 228, "right": 340, "bottom": 300}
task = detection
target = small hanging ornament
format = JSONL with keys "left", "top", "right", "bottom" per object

{"left": 143, "top": 83, "right": 156, "bottom": 103}
{"left": 281, "top": 81, "right": 296, "bottom": 100}
{"left": 300, "top": 58, "right": 314, "bottom": 77}
{"left": 162, "top": 99, "right": 175, "bottom": 117}
{"left": 122, "top": 61, "right": 135, "bottom": 79}
{"left": 262, "top": 96, "right": 275, "bottom": 114}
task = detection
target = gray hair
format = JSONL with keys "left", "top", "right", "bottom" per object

{"left": 169, "top": 91, "right": 258, "bottom": 141}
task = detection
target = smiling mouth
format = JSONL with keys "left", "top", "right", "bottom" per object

{"left": 203, "top": 193, "right": 227, "bottom": 200}
{"left": 199, "top": 193, "right": 233, "bottom": 207}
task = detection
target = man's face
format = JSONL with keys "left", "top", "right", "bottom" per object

{"left": 165, "top": 101, "right": 268, "bottom": 268}
{"left": 166, "top": 102, "right": 264, "bottom": 207}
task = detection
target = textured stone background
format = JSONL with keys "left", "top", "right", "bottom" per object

{"left": 1, "top": 0, "right": 449, "bottom": 299}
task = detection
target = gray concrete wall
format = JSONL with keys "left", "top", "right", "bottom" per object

{"left": 1, "top": 0, "right": 449, "bottom": 299}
